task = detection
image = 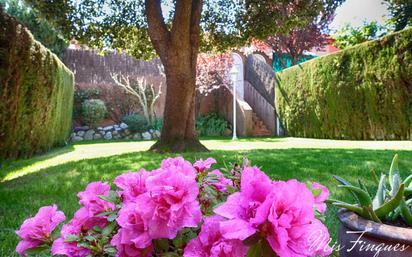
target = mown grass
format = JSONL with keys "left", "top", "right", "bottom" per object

{"left": 1, "top": 140, "right": 412, "bottom": 256}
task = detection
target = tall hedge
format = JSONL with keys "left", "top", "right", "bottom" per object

{"left": 0, "top": 8, "right": 74, "bottom": 159}
{"left": 275, "top": 28, "right": 412, "bottom": 140}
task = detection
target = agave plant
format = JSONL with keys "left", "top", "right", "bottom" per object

{"left": 330, "top": 154, "right": 412, "bottom": 226}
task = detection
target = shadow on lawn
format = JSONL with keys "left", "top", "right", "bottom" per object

{"left": 0, "top": 145, "right": 76, "bottom": 181}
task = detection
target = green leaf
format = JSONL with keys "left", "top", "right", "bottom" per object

{"left": 107, "top": 213, "right": 118, "bottom": 222}
{"left": 247, "top": 240, "right": 276, "bottom": 257}
{"left": 332, "top": 202, "right": 365, "bottom": 216}
{"left": 153, "top": 238, "right": 169, "bottom": 252}
{"left": 389, "top": 154, "right": 399, "bottom": 188}
{"left": 400, "top": 199, "right": 412, "bottom": 226}
{"left": 403, "top": 174, "right": 412, "bottom": 188}
{"left": 247, "top": 241, "right": 262, "bottom": 257}
{"left": 339, "top": 185, "right": 372, "bottom": 207}
{"left": 333, "top": 175, "right": 359, "bottom": 201}
{"left": 64, "top": 234, "right": 80, "bottom": 243}
{"left": 372, "top": 174, "right": 386, "bottom": 209}
{"left": 102, "top": 222, "right": 117, "bottom": 236}
{"left": 375, "top": 184, "right": 405, "bottom": 218}
{"left": 24, "top": 245, "right": 49, "bottom": 255}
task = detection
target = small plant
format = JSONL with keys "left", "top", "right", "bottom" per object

{"left": 73, "top": 88, "right": 101, "bottom": 121}
{"left": 330, "top": 154, "right": 412, "bottom": 226}
{"left": 196, "top": 113, "right": 230, "bottom": 136}
{"left": 122, "top": 113, "right": 148, "bottom": 132}
{"left": 81, "top": 99, "right": 107, "bottom": 128}
{"left": 149, "top": 117, "right": 163, "bottom": 131}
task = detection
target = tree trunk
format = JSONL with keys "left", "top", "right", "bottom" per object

{"left": 145, "top": 0, "right": 207, "bottom": 153}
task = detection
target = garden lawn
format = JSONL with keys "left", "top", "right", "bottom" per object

{"left": 1, "top": 138, "right": 412, "bottom": 256}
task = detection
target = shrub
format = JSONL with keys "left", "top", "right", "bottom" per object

{"left": 0, "top": 9, "right": 74, "bottom": 159}
{"left": 15, "top": 157, "right": 331, "bottom": 257}
{"left": 149, "top": 117, "right": 163, "bottom": 131}
{"left": 276, "top": 28, "right": 412, "bottom": 140}
{"left": 122, "top": 113, "right": 148, "bottom": 132}
{"left": 73, "top": 88, "right": 101, "bottom": 121}
{"left": 82, "top": 99, "right": 107, "bottom": 128}
{"left": 196, "top": 113, "right": 231, "bottom": 136}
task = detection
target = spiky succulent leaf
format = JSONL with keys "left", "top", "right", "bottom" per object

{"left": 389, "top": 154, "right": 399, "bottom": 189}
{"left": 374, "top": 184, "right": 405, "bottom": 219}
{"left": 372, "top": 174, "right": 386, "bottom": 209}
{"left": 404, "top": 174, "right": 412, "bottom": 188}
{"left": 333, "top": 175, "right": 359, "bottom": 201}
{"left": 332, "top": 202, "right": 365, "bottom": 216}
{"left": 400, "top": 199, "right": 412, "bottom": 226}
{"left": 339, "top": 185, "right": 372, "bottom": 207}
{"left": 390, "top": 173, "right": 401, "bottom": 197}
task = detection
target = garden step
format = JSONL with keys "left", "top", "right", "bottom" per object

{"left": 251, "top": 111, "right": 272, "bottom": 136}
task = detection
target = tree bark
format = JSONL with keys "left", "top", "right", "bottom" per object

{"left": 145, "top": 0, "right": 207, "bottom": 152}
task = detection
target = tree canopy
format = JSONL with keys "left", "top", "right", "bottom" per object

{"left": 25, "top": 0, "right": 331, "bottom": 59}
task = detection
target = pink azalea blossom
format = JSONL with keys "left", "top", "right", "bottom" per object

{"left": 16, "top": 205, "right": 65, "bottom": 256}
{"left": 111, "top": 230, "right": 153, "bottom": 257}
{"left": 194, "top": 157, "right": 217, "bottom": 172}
{"left": 214, "top": 166, "right": 273, "bottom": 240}
{"left": 51, "top": 207, "right": 107, "bottom": 257}
{"left": 311, "top": 182, "right": 330, "bottom": 214}
{"left": 208, "top": 170, "right": 233, "bottom": 192}
{"left": 115, "top": 203, "right": 151, "bottom": 249}
{"left": 184, "top": 216, "right": 248, "bottom": 257}
{"left": 159, "top": 156, "right": 197, "bottom": 179}
{"left": 114, "top": 170, "right": 152, "bottom": 203}
{"left": 77, "top": 182, "right": 115, "bottom": 216}
{"left": 136, "top": 167, "right": 202, "bottom": 239}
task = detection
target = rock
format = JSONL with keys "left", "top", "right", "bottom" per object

{"left": 142, "top": 132, "right": 152, "bottom": 140}
{"left": 103, "top": 126, "right": 113, "bottom": 131}
{"left": 104, "top": 132, "right": 112, "bottom": 140}
{"left": 93, "top": 133, "right": 102, "bottom": 140}
{"left": 153, "top": 130, "right": 161, "bottom": 139}
{"left": 133, "top": 133, "right": 142, "bottom": 140}
{"left": 114, "top": 135, "right": 121, "bottom": 140}
{"left": 72, "top": 136, "right": 83, "bottom": 142}
{"left": 97, "top": 127, "right": 103, "bottom": 131}
{"left": 77, "top": 130, "right": 85, "bottom": 137}
{"left": 70, "top": 132, "right": 76, "bottom": 138}
{"left": 120, "top": 122, "right": 128, "bottom": 129}
{"left": 115, "top": 127, "right": 122, "bottom": 132}
{"left": 112, "top": 130, "right": 119, "bottom": 136}
{"left": 74, "top": 126, "right": 89, "bottom": 132}
{"left": 114, "top": 124, "right": 120, "bottom": 129}
{"left": 124, "top": 135, "right": 132, "bottom": 140}
{"left": 149, "top": 129, "right": 154, "bottom": 133}
{"left": 123, "top": 129, "right": 131, "bottom": 136}
{"left": 84, "top": 129, "right": 95, "bottom": 140}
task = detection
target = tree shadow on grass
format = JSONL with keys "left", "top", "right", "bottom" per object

{"left": 0, "top": 145, "right": 76, "bottom": 181}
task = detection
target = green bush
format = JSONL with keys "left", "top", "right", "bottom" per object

{"left": 122, "top": 114, "right": 148, "bottom": 132}
{"left": 82, "top": 99, "right": 107, "bottom": 128}
{"left": 0, "top": 9, "right": 74, "bottom": 159}
{"left": 276, "top": 28, "right": 412, "bottom": 140}
{"left": 73, "top": 88, "right": 101, "bottom": 121}
{"left": 196, "top": 113, "right": 231, "bottom": 136}
{"left": 149, "top": 117, "right": 163, "bottom": 131}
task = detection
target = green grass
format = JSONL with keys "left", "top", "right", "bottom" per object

{"left": 1, "top": 138, "right": 412, "bottom": 256}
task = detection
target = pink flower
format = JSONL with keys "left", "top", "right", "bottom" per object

{"left": 115, "top": 203, "right": 151, "bottom": 249}
{"left": 114, "top": 170, "right": 151, "bottom": 203}
{"left": 311, "top": 182, "right": 330, "bottom": 214}
{"left": 51, "top": 207, "right": 107, "bottom": 257}
{"left": 136, "top": 167, "right": 202, "bottom": 239}
{"left": 77, "top": 182, "right": 115, "bottom": 216}
{"left": 194, "top": 157, "right": 217, "bottom": 172}
{"left": 16, "top": 205, "right": 65, "bottom": 256}
{"left": 184, "top": 216, "right": 248, "bottom": 257}
{"left": 253, "top": 180, "right": 331, "bottom": 257}
{"left": 207, "top": 170, "right": 233, "bottom": 192}
{"left": 160, "top": 156, "right": 197, "bottom": 179}
{"left": 214, "top": 166, "right": 273, "bottom": 240}
{"left": 111, "top": 230, "right": 153, "bottom": 257}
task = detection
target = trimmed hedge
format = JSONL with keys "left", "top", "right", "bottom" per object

{"left": 0, "top": 9, "right": 74, "bottom": 159}
{"left": 275, "top": 28, "right": 412, "bottom": 140}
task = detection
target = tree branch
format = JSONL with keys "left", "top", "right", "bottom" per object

{"left": 145, "top": 0, "right": 170, "bottom": 61}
